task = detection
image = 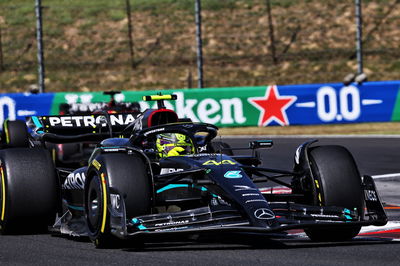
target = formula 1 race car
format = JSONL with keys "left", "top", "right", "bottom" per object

{"left": 59, "top": 91, "right": 141, "bottom": 115}
{"left": 54, "top": 91, "right": 141, "bottom": 167}
{"left": 0, "top": 94, "right": 387, "bottom": 248}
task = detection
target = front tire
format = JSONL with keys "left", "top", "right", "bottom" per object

{"left": 85, "top": 153, "right": 151, "bottom": 248}
{"left": 304, "top": 145, "right": 364, "bottom": 241}
{"left": 86, "top": 175, "right": 115, "bottom": 247}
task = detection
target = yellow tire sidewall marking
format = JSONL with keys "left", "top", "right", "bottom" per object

{"left": 100, "top": 173, "right": 107, "bottom": 233}
{"left": 1, "top": 167, "right": 6, "bottom": 221}
{"left": 4, "top": 120, "right": 10, "bottom": 144}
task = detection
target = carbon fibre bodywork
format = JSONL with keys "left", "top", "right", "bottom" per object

{"left": 53, "top": 134, "right": 387, "bottom": 241}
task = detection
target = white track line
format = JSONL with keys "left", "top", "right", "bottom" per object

{"left": 359, "top": 221, "right": 400, "bottom": 234}
{"left": 260, "top": 173, "right": 400, "bottom": 192}
{"left": 223, "top": 135, "right": 400, "bottom": 180}
{"left": 372, "top": 173, "right": 400, "bottom": 180}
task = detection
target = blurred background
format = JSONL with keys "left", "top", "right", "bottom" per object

{"left": 0, "top": 0, "right": 398, "bottom": 92}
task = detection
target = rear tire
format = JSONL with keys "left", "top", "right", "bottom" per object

{"left": 85, "top": 153, "right": 151, "bottom": 248}
{"left": 1, "top": 120, "right": 29, "bottom": 148}
{"left": 304, "top": 145, "right": 364, "bottom": 241}
{"left": 0, "top": 148, "right": 57, "bottom": 234}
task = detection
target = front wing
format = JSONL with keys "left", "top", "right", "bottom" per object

{"left": 108, "top": 175, "right": 387, "bottom": 240}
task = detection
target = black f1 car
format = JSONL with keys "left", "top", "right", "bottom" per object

{"left": 0, "top": 94, "right": 387, "bottom": 248}
{"left": 54, "top": 91, "right": 141, "bottom": 167}
{"left": 59, "top": 91, "right": 141, "bottom": 115}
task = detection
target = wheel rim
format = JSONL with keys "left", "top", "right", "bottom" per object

{"left": 87, "top": 177, "right": 102, "bottom": 233}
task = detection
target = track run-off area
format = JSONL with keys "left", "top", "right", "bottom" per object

{"left": 0, "top": 136, "right": 399, "bottom": 265}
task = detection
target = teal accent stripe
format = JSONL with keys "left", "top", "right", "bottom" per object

{"left": 138, "top": 224, "right": 147, "bottom": 230}
{"left": 156, "top": 184, "right": 217, "bottom": 197}
{"left": 157, "top": 184, "right": 189, "bottom": 193}
{"left": 32, "top": 116, "right": 44, "bottom": 133}
{"left": 32, "top": 116, "right": 43, "bottom": 128}
{"left": 156, "top": 184, "right": 209, "bottom": 193}
{"left": 68, "top": 204, "right": 84, "bottom": 211}
{"left": 131, "top": 218, "right": 148, "bottom": 230}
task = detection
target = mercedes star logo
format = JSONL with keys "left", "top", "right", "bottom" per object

{"left": 254, "top": 208, "right": 275, "bottom": 220}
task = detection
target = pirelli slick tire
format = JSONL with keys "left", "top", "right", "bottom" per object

{"left": 305, "top": 145, "right": 364, "bottom": 241}
{"left": 85, "top": 153, "right": 151, "bottom": 248}
{"left": 0, "top": 148, "right": 57, "bottom": 234}
{"left": 210, "top": 141, "right": 234, "bottom": 156}
{"left": 1, "top": 120, "right": 29, "bottom": 148}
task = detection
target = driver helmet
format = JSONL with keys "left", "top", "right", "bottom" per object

{"left": 156, "top": 133, "right": 195, "bottom": 157}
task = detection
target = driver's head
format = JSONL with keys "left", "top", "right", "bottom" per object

{"left": 156, "top": 133, "right": 194, "bottom": 157}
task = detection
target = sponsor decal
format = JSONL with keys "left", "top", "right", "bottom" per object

{"left": 63, "top": 172, "right": 86, "bottom": 190}
{"left": 365, "top": 190, "right": 378, "bottom": 201}
{"left": 46, "top": 114, "right": 136, "bottom": 128}
{"left": 224, "top": 170, "right": 242, "bottom": 178}
{"left": 155, "top": 220, "right": 189, "bottom": 227}
{"left": 310, "top": 214, "right": 340, "bottom": 218}
{"left": 110, "top": 194, "right": 121, "bottom": 210}
{"left": 246, "top": 199, "right": 268, "bottom": 204}
{"left": 161, "top": 92, "right": 247, "bottom": 125}
{"left": 143, "top": 127, "right": 165, "bottom": 136}
{"left": 155, "top": 226, "right": 190, "bottom": 232}
{"left": 234, "top": 185, "right": 258, "bottom": 191}
{"left": 160, "top": 168, "right": 184, "bottom": 175}
{"left": 248, "top": 86, "right": 297, "bottom": 126}
{"left": 101, "top": 148, "right": 125, "bottom": 152}
{"left": 92, "top": 159, "right": 102, "bottom": 170}
{"left": 254, "top": 208, "right": 276, "bottom": 220}
{"left": 187, "top": 153, "right": 216, "bottom": 157}
{"left": 198, "top": 146, "right": 207, "bottom": 152}
{"left": 241, "top": 193, "right": 260, "bottom": 197}
{"left": 211, "top": 197, "right": 230, "bottom": 206}
{"left": 313, "top": 85, "right": 362, "bottom": 122}
{"left": 202, "top": 159, "right": 236, "bottom": 166}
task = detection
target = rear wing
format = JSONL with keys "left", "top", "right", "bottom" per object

{"left": 27, "top": 113, "right": 137, "bottom": 136}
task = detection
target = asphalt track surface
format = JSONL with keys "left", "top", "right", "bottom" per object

{"left": 1, "top": 136, "right": 400, "bottom": 265}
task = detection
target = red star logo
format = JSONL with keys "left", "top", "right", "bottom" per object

{"left": 248, "top": 86, "right": 297, "bottom": 126}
